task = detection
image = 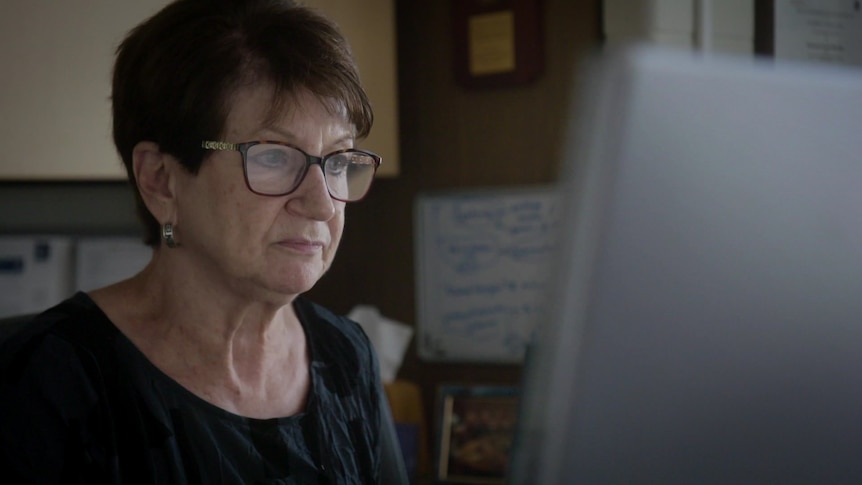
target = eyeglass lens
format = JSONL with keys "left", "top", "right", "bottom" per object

{"left": 243, "top": 143, "right": 377, "bottom": 201}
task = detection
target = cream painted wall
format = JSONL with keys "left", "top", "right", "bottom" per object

{"left": 0, "top": 0, "right": 171, "bottom": 180}
{"left": 302, "top": 0, "right": 400, "bottom": 176}
{"left": 0, "top": 0, "right": 399, "bottom": 180}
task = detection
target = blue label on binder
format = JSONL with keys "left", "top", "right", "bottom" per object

{"left": 0, "top": 257, "right": 24, "bottom": 273}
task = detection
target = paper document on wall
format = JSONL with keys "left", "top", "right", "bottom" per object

{"left": 775, "top": 1, "right": 862, "bottom": 66}
{"left": 0, "top": 237, "right": 74, "bottom": 318}
{"left": 75, "top": 237, "right": 152, "bottom": 292}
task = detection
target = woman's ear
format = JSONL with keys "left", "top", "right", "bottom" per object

{"left": 132, "top": 141, "right": 177, "bottom": 223}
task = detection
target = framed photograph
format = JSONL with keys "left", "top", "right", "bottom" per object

{"left": 435, "top": 385, "right": 520, "bottom": 483}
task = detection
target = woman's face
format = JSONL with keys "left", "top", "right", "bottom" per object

{"left": 172, "top": 85, "right": 352, "bottom": 301}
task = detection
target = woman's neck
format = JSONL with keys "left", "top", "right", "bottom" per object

{"left": 88, "top": 254, "right": 311, "bottom": 418}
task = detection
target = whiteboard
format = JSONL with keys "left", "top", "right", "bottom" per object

{"left": 415, "top": 187, "right": 560, "bottom": 362}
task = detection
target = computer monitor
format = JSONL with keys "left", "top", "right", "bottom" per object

{"left": 509, "top": 46, "right": 862, "bottom": 484}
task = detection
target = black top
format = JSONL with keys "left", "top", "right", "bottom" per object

{"left": 0, "top": 292, "right": 403, "bottom": 484}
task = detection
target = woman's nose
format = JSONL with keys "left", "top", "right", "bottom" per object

{"left": 286, "top": 165, "right": 337, "bottom": 220}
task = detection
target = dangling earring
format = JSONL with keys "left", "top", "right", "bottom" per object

{"left": 162, "top": 223, "right": 178, "bottom": 248}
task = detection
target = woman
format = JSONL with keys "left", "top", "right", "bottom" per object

{"left": 0, "top": 0, "right": 406, "bottom": 483}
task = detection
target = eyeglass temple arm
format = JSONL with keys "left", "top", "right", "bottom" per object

{"left": 201, "top": 141, "right": 239, "bottom": 151}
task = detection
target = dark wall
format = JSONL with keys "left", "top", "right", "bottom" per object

{"left": 306, "top": 0, "right": 601, "bottom": 463}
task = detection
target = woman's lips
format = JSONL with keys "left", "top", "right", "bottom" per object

{"left": 277, "top": 238, "right": 325, "bottom": 254}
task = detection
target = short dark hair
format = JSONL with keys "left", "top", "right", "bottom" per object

{"left": 112, "top": 0, "right": 373, "bottom": 246}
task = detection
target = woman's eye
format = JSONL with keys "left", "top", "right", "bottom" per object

{"left": 326, "top": 157, "right": 350, "bottom": 176}
{"left": 251, "top": 149, "right": 290, "bottom": 169}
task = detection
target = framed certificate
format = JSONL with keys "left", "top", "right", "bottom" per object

{"left": 452, "top": 0, "right": 544, "bottom": 89}
{"left": 755, "top": 0, "right": 862, "bottom": 66}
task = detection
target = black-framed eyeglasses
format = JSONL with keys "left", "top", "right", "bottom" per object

{"left": 201, "top": 140, "right": 381, "bottom": 202}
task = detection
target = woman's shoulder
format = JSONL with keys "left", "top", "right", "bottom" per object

{"left": 0, "top": 293, "right": 118, "bottom": 433}
{"left": 295, "top": 297, "right": 372, "bottom": 349}
{"left": 0, "top": 292, "right": 118, "bottom": 376}
{"left": 294, "top": 297, "right": 379, "bottom": 382}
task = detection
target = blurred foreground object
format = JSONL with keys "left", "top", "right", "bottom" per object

{"left": 510, "top": 46, "right": 862, "bottom": 484}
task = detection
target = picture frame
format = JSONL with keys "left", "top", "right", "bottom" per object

{"left": 754, "top": 0, "right": 862, "bottom": 66}
{"left": 451, "top": 0, "right": 544, "bottom": 89}
{"left": 435, "top": 385, "right": 521, "bottom": 484}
